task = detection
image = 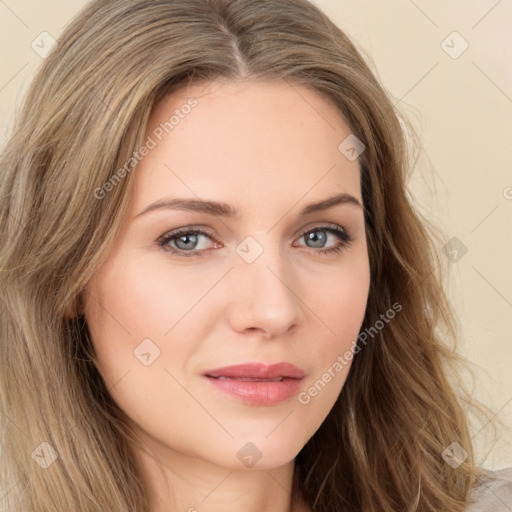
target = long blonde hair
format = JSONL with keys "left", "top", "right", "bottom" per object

{"left": 0, "top": 0, "right": 491, "bottom": 510}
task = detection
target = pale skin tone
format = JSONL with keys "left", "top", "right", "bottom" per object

{"left": 84, "top": 78, "right": 370, "bottom": 512}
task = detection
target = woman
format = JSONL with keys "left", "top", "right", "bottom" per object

{"left": 0, "top": 0, "right": 510, "bottom": 510}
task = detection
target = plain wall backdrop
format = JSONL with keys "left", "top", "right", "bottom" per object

{"left": 1, "top": 0, "right": 511, "bottom": 469}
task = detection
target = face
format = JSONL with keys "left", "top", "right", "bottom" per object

{"left": 84, "top": 78, "right": 370, "bottom": 471}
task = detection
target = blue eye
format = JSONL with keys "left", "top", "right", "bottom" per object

{"left": 158, "top": 228, "right": 214, "bottom": 257}
{"left": 295, "top": 226, "right": 351, "bottom": 254}
{"left": 157, "top": 226, "right": 351, "bottom": 258}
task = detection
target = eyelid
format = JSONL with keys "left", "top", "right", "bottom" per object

{"left": 298, "top": 221, "right": 348, "bottom": 234}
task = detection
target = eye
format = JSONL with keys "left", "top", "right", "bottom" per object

{"left": 157, "top": 225, "right": 352, "bottom": 257}
{"left": 157, "top": 228, "right": 217, "bottom": 257}
{"left": 294, "top": 226, "right": 352, "bottom": 255}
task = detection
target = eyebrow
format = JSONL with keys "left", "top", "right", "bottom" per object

{"left": 134, "top": 192, "right": 363, "bottom": 219}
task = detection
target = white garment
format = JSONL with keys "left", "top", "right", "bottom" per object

{"left": 466, "top": 467, "right": 512, "bottom": 511}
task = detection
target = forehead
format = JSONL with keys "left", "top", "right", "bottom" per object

{"left": 130, "top": 78, "right": 362, "bottom": 217}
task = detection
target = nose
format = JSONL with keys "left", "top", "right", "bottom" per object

{"left": 226, "top": 245, "right": 304, "bottom": 339}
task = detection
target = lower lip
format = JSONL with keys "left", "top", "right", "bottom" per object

{"left": 204, "top": 376, "right": 303, "bottom": 405}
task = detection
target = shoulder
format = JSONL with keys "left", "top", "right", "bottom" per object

{"left": 466, "top": 466, "right": 512, "bottom": 511}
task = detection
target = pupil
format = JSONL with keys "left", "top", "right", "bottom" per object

{"left": 308, "top": 231, "right": 326, "bottom": 248}
{"left": 177, "top": 234, "right": 197, "bottom": 249}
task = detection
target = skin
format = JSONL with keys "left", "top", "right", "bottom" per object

{"left": 84, "top": 78, "right": 370, "bottom": 512}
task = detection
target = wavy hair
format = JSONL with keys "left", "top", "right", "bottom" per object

{"left": 0, "top": 0, "right": 492, "bottom": 510}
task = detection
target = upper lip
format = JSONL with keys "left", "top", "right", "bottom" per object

{"left": 203, "top": 362, "right": 306, "bottom": 380}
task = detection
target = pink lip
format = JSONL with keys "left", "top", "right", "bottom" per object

{"left": 203, "top": 362, "right": 305, "bottom": 405}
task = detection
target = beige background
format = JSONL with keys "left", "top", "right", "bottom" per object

{"left": 1, "top": 0, "right": 510, "bottom": 469}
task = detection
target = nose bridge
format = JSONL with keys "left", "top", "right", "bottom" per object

{"left": 228, "top": 234, "right": 302, "bottom": 336}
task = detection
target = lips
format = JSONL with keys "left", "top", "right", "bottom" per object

{"left": 204, "top": 362, "right": 306, "bottom": 380}
{"left": 203, "top": 362, "right": 305, "bottom": 405}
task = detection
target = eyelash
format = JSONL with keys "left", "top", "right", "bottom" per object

{"left": 157, "top": 225, "right": 352, "bottom": 258}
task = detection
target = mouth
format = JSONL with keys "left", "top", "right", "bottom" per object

{"left": 203, "top": 362, "right": 306, "bottom": 380}
{"left": 210, "top": 376, "right": 285, "bottom": 381}
{"left": 202, "top": 362, "right": 305, "bottom": 405}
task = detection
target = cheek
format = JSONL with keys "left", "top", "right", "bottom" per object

{"left": 83, "top": 261, "right": 195, "bottom": 431}
{"left": 309, "top": 252, "right": 370, "bottom": 347}
{"left": 83, "top": 254, "right": 227, "bottom": 419}
{"left": 297, "top": 252, "right": 370, "bottom": 406}
{"left": 85, "top": 254, "right": 206, "bottom": 353}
